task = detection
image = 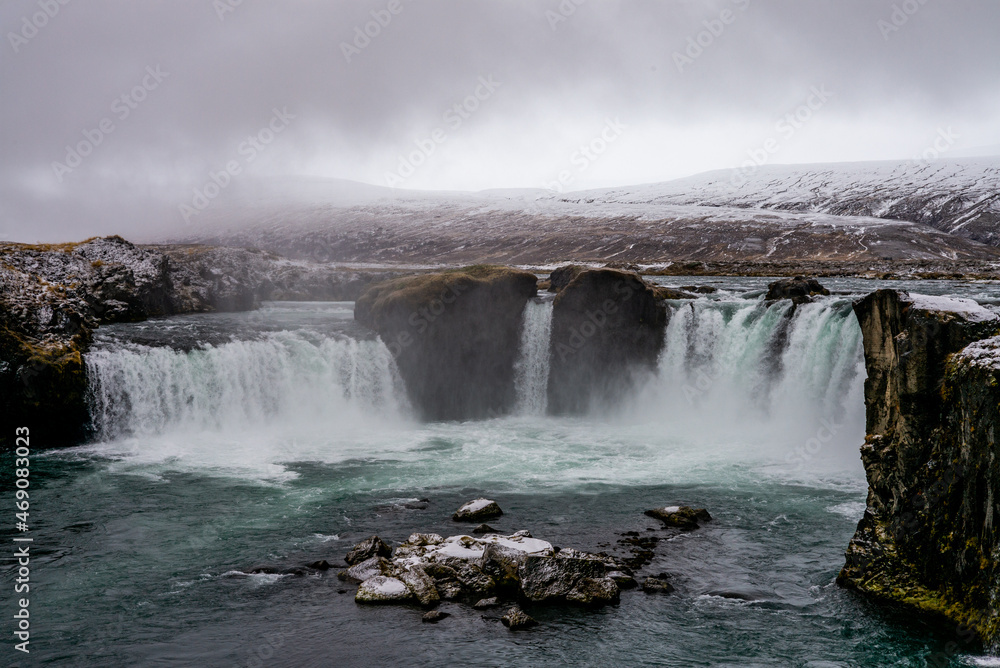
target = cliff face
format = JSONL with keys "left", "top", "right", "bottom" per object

{"left": 547, "top": 269, "right": 667, "bottom": 414}
{"left": 355, "top": 266, "right": 539, "bottom": 421}
{"left": 839, "top": 289, "right": 1000, "bottom": 644}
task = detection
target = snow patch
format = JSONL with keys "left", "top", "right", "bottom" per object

{"left": 905, "top": 293, "right": 999, "bottom": 322}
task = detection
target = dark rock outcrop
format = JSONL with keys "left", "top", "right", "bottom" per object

{"left": 548, "top": 264, "right": 587, "bottom": 292}
{"left": 345, "top": 535, "right": 392, "bottom": 565}
{"left": 547, "top": 269, "right": 667, "bottom": 414}
{"left": 765, "top": 276, "right": 829, "bottom": 304}
{"left": 501, "top": 606, "right": 538, "bottom": 630}
{"left": 452, "top": 498, "right": 503, "bottom": 522}
{"left": 644, "top": 506, "right": 712, "bottom": 530}
{"left": 652, "top": 286, "right": 698, "bottom": 300}
{"left": 838, "top": 289, "right": 1000, "bottom": 645}
{"left": 354, "top": 266, "right": 538, "bottom": 420}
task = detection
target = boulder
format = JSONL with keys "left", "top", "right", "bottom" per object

{"left": 480, "top": 542, "right": 525, "bottom": 590}
{"left": 406, "top": 533, "right": 444, "bottom": 546}
{"left": 642, "top": 574, "right": 675, "bottom": 594}
{"left": 453, "top": 498, "right": 503, "bottom": 522}
{"left": 354, "top": 266, "right": 538, "bottom": 420}
{"left": 471, "top": 523, "right": 499, "bottom": 534}
{"left": 645, "top": 506, "right": 712, "bottom": 530}
{"left": 547, "top": 269, "right": 667, "bottom": 414}
{"left": 399, "top": 566, "right": 441, "bottom": 607}
{"left": 501, "top": 606, "right": 538, "bottom": 630}
{"left": 355, "top": 576, "right": 414, "bottom": 604}
{"left": 452, "top": 563, "right": 496, "bottom": 596}
{"left": 765, "top": 276, "right": 829, "bottom": 304}
{"left": 566, "top": 577, "right": 621, "bottom": 606}
{"left": 422, "top": 610, "right": 450, "bottom": 623}
{"left": 473, "top": 597, "right": 500, "bottom": 609}
{"left": 652, "top": 286, "right": 698, "bottom": 300}
{"left": 680, "top": 285, "right": 718, "bottom": 294}
{"left": 518, "top": 555, "right": 607, "bottom": 604}
{"left": 838, "top": 290, "right": 1000, "bottom": 646}
{"left": 345, "top": 535, "right": 392, "bottom": 565}
{"left": 338, "top": 556, "right": 392, "bottom": 583}
{"left": 607, "top": 571, "right": 638, "bottom": 589}
{"left": 548, "top": 265, "right": 587, "bottom": 292}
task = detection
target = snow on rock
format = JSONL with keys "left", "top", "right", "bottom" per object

{"left": 452, "top": 498, "right": 504, "bottom": 522}
{"left": 355, "top": 576, "right": 413, "bottom": 603}
{"left": 955, "top": 336, "right": 1000, "bottom": 370}
{"left": 904, "top": 293, "right": 1000, "bottom": 323}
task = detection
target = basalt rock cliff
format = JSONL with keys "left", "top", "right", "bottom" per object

{"left": 354, "top": 266, "right": 539, "bottom": 420}
{"left": 839, "top": 289, "right": 1000, "bottom": 645}
{"left": 547, "top": 269, "right": 667, "bottom": 414}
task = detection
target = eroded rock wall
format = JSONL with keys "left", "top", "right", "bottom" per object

{"left": 839, "top": 289, "right": 1000, "bottom": 645}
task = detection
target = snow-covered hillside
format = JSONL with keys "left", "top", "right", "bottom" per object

{"left": 577, "top": 158, "right": 1000, "bottom": 246}
{"left": 170, "top": 158, "right": 1000, "bottom": 266}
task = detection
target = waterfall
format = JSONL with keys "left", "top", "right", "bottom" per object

{"left": 513, "top": 299, "right": 554, "bottom": 415}
{"left": 86, "top": 331, "right": 409, "bottom": 440}
{"left": 639, "top": 296, "right": 866, "bottom": 468}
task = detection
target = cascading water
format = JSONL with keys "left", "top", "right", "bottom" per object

{"left": 638, "top": 296, "right": 866, "bottom": 472}
{"left": 513, "top": 299, "right": 554, "bottom": 415}
{"left": 86, "top": 330, "right": 409, "bottom": 441}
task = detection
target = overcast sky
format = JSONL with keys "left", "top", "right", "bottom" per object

{"left": 2, "top": 0, "right": 999, "bottom": 242}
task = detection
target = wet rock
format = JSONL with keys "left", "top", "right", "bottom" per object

{"left": 453, "top": 498, "right": 503, "bottom": 522}
{"left": 480, "top": 543, "right": 526, "bottom": 590}
{"left": 473, "top": 597, "right": 500, "bottom": 609}
{"left": 547, "top": 269, "right": 667, "bottom": 414}
{"left": 519, "top": 555, "right": 607, "bottom": 604}
{"left": 452, "top": 563, "right": 496, "bottom": 596}
{"left": 548, "top": 264, "right": 587, "bottom": 292}
{"left": 680, "top": 285, "right": 718, "bottom": 294}
{"left": 305, "top": 560, "right": 332, "bottom": 571}
{"left": 501, "top": 606, "right": 538, "bottom": 630}
{"left": 566, "top": 577, "right": 621, "bottom": 606}
{"left": 399, "top": 566, "right": 440, "bottom": 607}
{"left": 471, "top": 523, "right": 499, "bottom": 534}
{"left": 422, "top": 610, "right": 450, "bottom": 623}
{"left": 838, "top": 289, "right": 1000, "bottom": 644}
{"left": 765, "top": 276, "right": 829, "bottom": 304}
{"left": 645, "top": 506, "right": 712, "bottom": 530}
{"left": 354, "top": 266, "right": 538, "bottom": 420}
{"left": 642, "top": 574, "right": 675, "bottom": 594}
{"left": 406, "top": 533, "right": 444, "bottom": 546}
{"left": 345, "top": 535, "right": 393, "bottom": 565}
{"left": 652, "top": 286, "right": 698, "bottom": 300}
{"left": 607, "top": 571, "right": 638, "bottom": 589}
{"left": 355, "top": 576, "right": 414, "bottom": 604}
{"left": 337, "top": 556, "right": 392, "bottom": 583}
